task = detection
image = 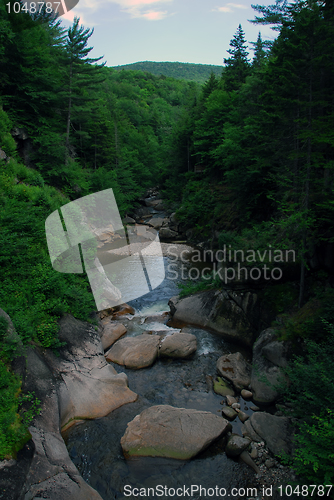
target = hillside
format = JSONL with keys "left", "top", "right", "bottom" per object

{"left": 111, "top": 61, "right": 222, "bottom": 84}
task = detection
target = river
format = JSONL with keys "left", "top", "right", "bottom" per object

{"left": 64, "top": 241, "right": 257, "bottom": 500}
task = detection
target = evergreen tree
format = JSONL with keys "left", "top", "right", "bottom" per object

{"left": 62, "top": 17, "right": 105, "bottom": 158}
{"left": 251, "top": 32, "right": 267, "bottom": 67}
{"left": 223, "top": 24, "right": 250, "bottom": 91}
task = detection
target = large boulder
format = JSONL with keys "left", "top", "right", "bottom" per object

{"left": 217, "top": 352, "right": 251, "bottom": 391}
{"left": 159, "top": 332, "right": 197, "bottom": 358}
{"left": 42, "top": 315, "right": 138, "bottom": 430}
{"left": 121, "top": 405, "right": 231, "bottom": 459}
{"left": 105, "top": 334, "right": 160, "bottom": 369}
{"left": 250, "top": 328, "right": 288, "bottom": 404}
{"left": 242, "top": 412, "right": 292, "bottom": 456}
{"left": 100, "top": 321, "right": 127, "bottom": 350}
{"left": 169, "top": 289, "right": 260, "bottom": 347}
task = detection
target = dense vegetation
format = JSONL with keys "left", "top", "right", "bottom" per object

{"left": 112, "top": 61, "right": 223, "bottom": 84}
{"left": 0, "top": 0, "right": 333, "bottom": 489}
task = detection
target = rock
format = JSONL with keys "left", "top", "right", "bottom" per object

{"left": 241, "top": 389, "right": 253, "bottom": 399}
{"left": 147, "top": 217, "right": 166, "bottom": 229}
{"left": 159, "top": 227, "right": 179, "bottom": 240}
{"left": 100, "top": 322, "right": 127, "bottom": 350}
{"left": 168, "top": 289, "right": 260, "bottom": 347}
{"left": 241, "top": 419, "right": 262, "bottom": 443}
{"left": 213, "top": 377, "right": 235, "bottom": 397}
{"left": 265, "top": 458, "right": 275, "bottom": 468}
{"left": 112, "top": 303, "right": 136, "bottom": 318}
{"left": 143, "top": 312, "right": 169, "bottom": 324}
{"left": 231, "top": 402, "right": 241, "bottom": 410}
{"left": 251, "top": 328, "right": 288, "bottom": 404}
{"left": 122, "top": 216, "right": 136, "bottom": 225}
{"left": 121, "top": 405, "right": 231, "bottom": 460}
{"left": 248, "top": 412, "right": 292, "bottom": 456}
{"left": 250, "top": 405, "right": 260, "bottom": 412}
{"left": 217, "top": 352, "right": 251, "bottom": 391}
{"left": 0, "top": 149, "right": 7, "bottom": 161}
{"left": 238, "top": 410, "right": 249, "bottom": 423}
{"left": 105, "top": 334, "right": 160, "bottom": 369}
{"left": 222, "top": 407, "right": 238, "bottom": 420}
{"left": 226, "top": 395, "right": 238, "bottom": 406}
{"left": 225, "top": 435, "right": 251, "bottom": 457}
{"left": 159, "top": 332, "right": 197, "bottom": 358}
{"left": 16, "top": 315, "right": 126, "bottom": 499}
{"left": 249, "top": 443, "right": 258, "bottom": 459}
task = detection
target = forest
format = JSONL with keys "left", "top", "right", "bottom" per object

{"left": 0, "top": 0, "right": 333, "bottom": 490}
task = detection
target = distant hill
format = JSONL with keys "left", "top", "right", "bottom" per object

{"left": 111, "top": 61, "right": 222, "bottom": 84}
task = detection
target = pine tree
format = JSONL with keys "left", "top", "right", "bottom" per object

{"left": 251, "top": 32, "right": 267, "bottom": 68}
{"left": 223, "top": 24, "right": 250, "bottom": 91}
{"left": 62, "top": 17, "right": 105, "bottom": 158}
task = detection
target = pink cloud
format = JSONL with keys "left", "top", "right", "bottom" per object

{"left": 141, "top": 10, "right": 168, "bottom": 19}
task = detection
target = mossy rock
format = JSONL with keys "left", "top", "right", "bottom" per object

{"left": 213, "top": 377, "right": 235, "bottom": 397}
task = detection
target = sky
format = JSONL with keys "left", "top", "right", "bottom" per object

{"left": 60, "top": 0, "right": 277, "bottom": 67}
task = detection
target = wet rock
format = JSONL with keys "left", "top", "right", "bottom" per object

{"left": 231, "top": 402, "right": 241, "bottom": 410}
{"left": 222, "top": 407, "right": 238, "bottom": 420}
{"left": 217, "top": 352, "right": 251, "bottom": 391}
{"left": 122, "top": 216, "right": 136, "bottom": 225}
{"left": 250, "top": 405, "right": 260, "bottom": 412}
{"left": 112, "top": 303, "right": 136, "bottom": 318}
{"left": 226, "top": 395, "right": 238, "bottom": 406}
{"left": 238, "top": 410, "right": 249, "bottom": 423}
{"left": 213, "top": 377, "right": 235, "bottom": 397}
{"left": 105, "top": 334, "right": 160, "bottom": 369}
{"left": 121, "top": 405, "right": 231, "bottom": 460}
{"left": 225, "top": 435, "right": 251, "bottom": 457}
{"left": 100, "top": 322, "right": 127, "bottom": 350}
{"left": 159, "top": 332, "right": 197, "bottom": 358}
{"left": 241, "top": 389, "right": 253, "bottom": 399}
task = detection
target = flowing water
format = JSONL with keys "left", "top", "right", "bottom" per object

{"left": 64, "top": 239, "right": 258, "bottom": 500}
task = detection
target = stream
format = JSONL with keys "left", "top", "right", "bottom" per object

{"left": 64, "top": 239, "right": 258, "bottom": 500}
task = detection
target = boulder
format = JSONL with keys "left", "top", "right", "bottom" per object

{"left": 100, "top": 322, "right": 127, "bottom": 350}
{"left": 40, "top": 316, "right": 138, "bottom": 431}
{"left": 147, "top": 217, "right": 166, "bottom": 229}
{"left": 251, "top": 329, "right": 288, "bottom": 404}
{"left": 225, "top": 435, "right": 251, "bottom": 457}
{"left": 159, "top": 332, "right": 197, "bottom": 358}
{"left": 105, "top": 334, "right": 160, "bottom": 369}
{"left": 112, "top": 303, "right": 136, "bottom": 318}
{"left": 169, "top": 289, "right": 260, "bottom": 347}
{"left": 241, "top": 419, "right": 262, "bottom": 443}
{"left": 247, "top": 412, "right": 292, "bottom": 456}
{"left": 217, "top": 352, "right": 251, "bottom": 391}
{"left": 159, "top": 227, "right": 179, "bottom": 240}
{"left": 121, "top": 405, "right": 231, "bottom": 459}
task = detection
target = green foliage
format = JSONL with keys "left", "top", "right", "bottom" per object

{"left": 0, "top": 360, "right": 40, "bottom": 459}
{"left": 112, "top": 61, "right": 222, "bottom": 84}
{"left": 292, "top": 410, "right": 334, "bottom": 485}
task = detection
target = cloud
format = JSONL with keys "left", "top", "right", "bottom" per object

{"left": 214, "top": 3, "right": 248, "bottom": 13}
{"left": 141, "top": 10, "right": 169, "bottom": 20}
